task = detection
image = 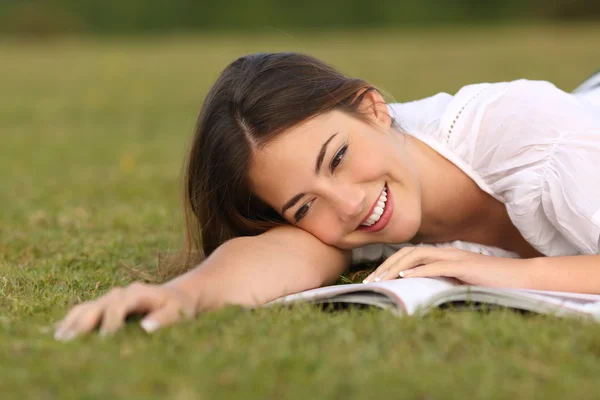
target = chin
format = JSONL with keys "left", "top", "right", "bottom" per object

{"left": 333, "top": 242, "right": 356, "bottom": 251}
{"left": 392, "top": 214, "right": 421, "bottom": 242}
{"left": 337, "top": 233, "right": 387, "bottom": 250}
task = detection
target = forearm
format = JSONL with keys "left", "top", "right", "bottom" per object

{"left": 165, "top": 226, "right": 351, "bottom": 311}
{"left": 526, "top": 255, "right": 600, "bottom": 294}
{"left": 54, "top": 227, "right": 349, "bottom": 339}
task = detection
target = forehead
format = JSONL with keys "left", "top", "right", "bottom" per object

{"left": 248, "top": 110, "right": 345, "bottom": 204}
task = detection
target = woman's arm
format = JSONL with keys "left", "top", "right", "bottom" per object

{"left": 362, "top": 246, "right": 600, "bottom": 294}
{"left": 168, "top": 225, "right": 350, "bottom": 310}
{"left": 524, "top": 255, "right": 600, "bottom": 293}
{"left": 54, "top": 225, "right": 350, "bottom": 340}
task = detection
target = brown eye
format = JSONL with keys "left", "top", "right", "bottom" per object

{"left": 330, "top": 144, "right": 348, "bottom": 173}
{"left": 294, "top": 201, "right": 312, "bottom": 223}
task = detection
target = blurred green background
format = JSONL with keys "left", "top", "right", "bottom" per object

{"left": 1, "top": 0, "right": 600, "bottom": 36}
{"left": 2, "top": 1, "right": 600, "bottom": 399}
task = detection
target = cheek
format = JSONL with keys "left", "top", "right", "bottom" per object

{"left": 304, "top": 215, "right": 343, "bottom": 246}
{"left": 350, "top": 160, "right": 384, "bottom": 181}
{"left": 348, "top": 140, "right": 401, "bottom": 182}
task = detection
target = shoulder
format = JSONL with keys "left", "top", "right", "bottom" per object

{"left": 446, "top": 79, "right": 575, "bottom": 148}
{"left": 387, "top": 79, "right": 570, "bottom": 152}
{"left": 388, "top": 78, "right": 599, "bottom": 199}
{"left": 443, "top": 79, "right": 598, "bottom": 187}
{"left": 461, "top": 80, "right": 600, "bottom": 255}
{"left": 386, "top": 80, "right": 566, "bottom": 199}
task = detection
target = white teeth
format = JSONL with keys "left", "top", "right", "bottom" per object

{"left": 360, "top": 186, "right": 388, "bottom": 227}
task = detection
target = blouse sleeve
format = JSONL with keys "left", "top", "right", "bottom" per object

{"left": 542, "top": 134, "right": 600, "bottom": 254}
{"left": 467, "top": 80, "right": 600, "bottom": 254}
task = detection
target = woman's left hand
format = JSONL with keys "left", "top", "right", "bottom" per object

{"left": 362, "top": 246, "right": 535, "bottom": 288}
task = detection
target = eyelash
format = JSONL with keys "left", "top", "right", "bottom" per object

{"left": 294, "top": 143, "right": 348, "bottom": 223}
{"left": 330, "top": 144, "right": 347, "bottom": 173}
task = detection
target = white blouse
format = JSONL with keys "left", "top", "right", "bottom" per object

{"left": 352, "top": 79, "right": 600, "bottom": 264}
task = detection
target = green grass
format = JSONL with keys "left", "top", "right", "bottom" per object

{"left": 2, "top": 25, "right": 600, "bottom": 399}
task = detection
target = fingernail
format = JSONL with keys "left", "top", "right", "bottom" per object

{"left": 53, "top": 328, "right": 65, "bottom": 340}
{"left": 141, "top": 319, "right": 160, "bottom": 333}
{"left": 399, "top": 269, "right": 414, "bottom": 278}
{"left": 54, "top": 329, "right": 76, "bottom": 342}
{"left": 99, "top": 328, "right": 109, "bottom": 337}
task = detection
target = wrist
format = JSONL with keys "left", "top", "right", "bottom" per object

{"left": 503, "top": 256, "right": 540, "bottom": 290}
{"left": 520, "top": 256, "right": 549, "bottom": 291}
{"left": 164, "top": 267, "right": 218, "bottom": 313}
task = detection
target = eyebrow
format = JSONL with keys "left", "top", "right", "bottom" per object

{"left": 280, "top": 132, "right": 338, "bottom": 215}
{"left": 315, "top": 132, "right": 338, "bottom": 175}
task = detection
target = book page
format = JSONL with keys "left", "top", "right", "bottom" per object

{"left": 429, "top": 286, "right": 600, "bottom": 319}
{"left": 479, "top": 288, "right": 600, "bottom": 314}
{"left": 517, "top": 289, "right": 600, "bottom": 304}
{"left": 270, "top": 277, "right": 458, "bottom": 314}
{"left": 369, "top": 278, "right": 458, "bottom": 314}
{"left": 270, "top": 278, "right": 600, "bottom": 318}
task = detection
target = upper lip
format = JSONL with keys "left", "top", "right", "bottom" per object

{"left": 358, "top": 185, "right": 386, "bottom": 227}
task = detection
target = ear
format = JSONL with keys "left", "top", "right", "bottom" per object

{"left": 355, "top": 87, "right": 392, "bottom": 130}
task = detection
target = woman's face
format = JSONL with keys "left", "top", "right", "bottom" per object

{"left": 248, "top": 95, "right": 423, "bottom": 250}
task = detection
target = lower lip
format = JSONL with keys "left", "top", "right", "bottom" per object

{"left": 357, "top": 184, "right": 394, "bottom": 233}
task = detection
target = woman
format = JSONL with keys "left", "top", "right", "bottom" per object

{"left": 54, "top": 53, "right": 600, "bottom": 341}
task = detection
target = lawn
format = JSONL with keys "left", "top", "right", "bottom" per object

{"left": 2, "top": 25, "right": 600, "bottom": 399}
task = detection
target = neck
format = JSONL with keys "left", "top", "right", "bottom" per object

{"left": 405, "top": 135, "right": 487, "bottom": 244}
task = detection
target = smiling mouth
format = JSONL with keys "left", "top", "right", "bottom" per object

{"left": 360, "top": 186, "right": 387, "bottom": 227}
{"left": 357, "top": 183, "right": 394, "bottom": 233}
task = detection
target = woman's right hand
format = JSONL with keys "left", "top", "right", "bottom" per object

{"left": 54, "top": 282, "right": 197, "bottom": 341}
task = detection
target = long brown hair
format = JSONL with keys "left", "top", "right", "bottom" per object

{"left": 173, "top": 52, "right": 391, "bottom": 276}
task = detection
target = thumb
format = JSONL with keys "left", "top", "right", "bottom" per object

{"left": 140, "top": 302, "right": 185, "bottom": 333}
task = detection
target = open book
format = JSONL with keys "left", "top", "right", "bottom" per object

{"left": 269, "top": 278, "right": 600, "bottom": 320}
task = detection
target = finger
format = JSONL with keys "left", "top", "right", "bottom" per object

{"left": 54, "top": 302, "right": 104, "bottom": 341}
{"left": 401, "top": 261, "right": 464, "bottom": 279}
{"left": 363, "top": 247, "right": 417, "bottom": 283}
{"left": 377, "top": 247, "right": 462, "bottom": 282}
{"left": 98, "top": 288, "right": 127, "bottom": 336}
{"left": 55, "top": 286, "right": 128, "bottom": 340}
{"left": 100, "top": 283, "right": 167, "bottom": 336}
{"left": 140, "top": 301, "right": 186, "bottom": 334}
{"left": 55, "top": 303, "right": 88, "bottom": 333}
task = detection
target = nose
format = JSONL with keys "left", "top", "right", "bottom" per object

{"left": 325, "top": 182, "right": 365, "bottom": 221}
